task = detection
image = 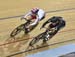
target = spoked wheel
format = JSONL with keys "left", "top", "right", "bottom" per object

{"left": 10, "top": 24, "right": 25, "bottom": 37}
{"left": 29, "top": 32, "right": 45, "bottom": 46}
{"left": 10, "top": 20, "right": 37, "bottom": 37}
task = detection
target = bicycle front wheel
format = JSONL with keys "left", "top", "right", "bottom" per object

{"left": 10, "top": 24, "right": 24, "bottom": 37}
{"left": 29, "top": 32, "right": 45, "bottom": 46}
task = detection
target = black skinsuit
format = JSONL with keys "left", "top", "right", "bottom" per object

{"left": 41, "top": 16, "right": 66, "bottom": 31}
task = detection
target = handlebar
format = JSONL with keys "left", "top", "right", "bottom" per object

{"left": 21, "top": 17, "right": 31, "bottom": 22}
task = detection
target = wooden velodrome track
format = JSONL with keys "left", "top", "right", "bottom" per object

{"left": 0, "top": 0, "right": 75, "bottom": 57}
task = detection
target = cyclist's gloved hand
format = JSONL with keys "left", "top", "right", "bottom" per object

{"left": 21, "top": 17, "right": 30, "bottom": 22}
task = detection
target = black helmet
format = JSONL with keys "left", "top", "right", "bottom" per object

{"left": 51, "top": 16, "right": 61, "bottom": 23}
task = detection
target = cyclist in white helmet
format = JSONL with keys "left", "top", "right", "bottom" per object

{"left": 21, "top": 7, "right": 45, "bottom": 33}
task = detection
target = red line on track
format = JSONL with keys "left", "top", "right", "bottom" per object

{"left": 0, "top": 29, "right": 75, "bottom": 46}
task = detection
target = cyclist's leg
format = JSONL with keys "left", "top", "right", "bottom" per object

{"left": 24, "top": 22, "right": 31, "bottom": 34}
{"left": 24, "top": 21, "right": 38, "bottom": 34}
{"left": 48, "top": 21, "right": 66, "bottom": 36}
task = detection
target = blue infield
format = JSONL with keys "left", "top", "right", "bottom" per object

{"left": 26, "top": 44, "right": 75, "bottom": 57}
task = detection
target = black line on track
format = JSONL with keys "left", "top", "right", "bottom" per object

{"left": 0, "top": 8, "right": 75, "bottom": 20}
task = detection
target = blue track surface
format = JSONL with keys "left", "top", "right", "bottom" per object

{"left": 27, "top": 44, "right": 75, "bottom": 57}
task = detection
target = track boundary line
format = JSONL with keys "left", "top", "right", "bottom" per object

{"left": 0, "top": 8, "right": 75, "bottom": 20}
{"left": 0, "top": 29, "right": 75, "bottom": 47}
{"left": 6, "top": 38, "right": 75, "bottom": 57}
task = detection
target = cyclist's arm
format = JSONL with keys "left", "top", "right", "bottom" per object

{"left": 24, "top": 12, "right": 31, "bottom": 18}
{"left": 41, "top": 19, "right": 51, "bottom": 28}
{"left": 30, "top": 16, "right": 39, "bottom": 26}
{"left": 21, "top": 12, "right": 31, "bottom": 20}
